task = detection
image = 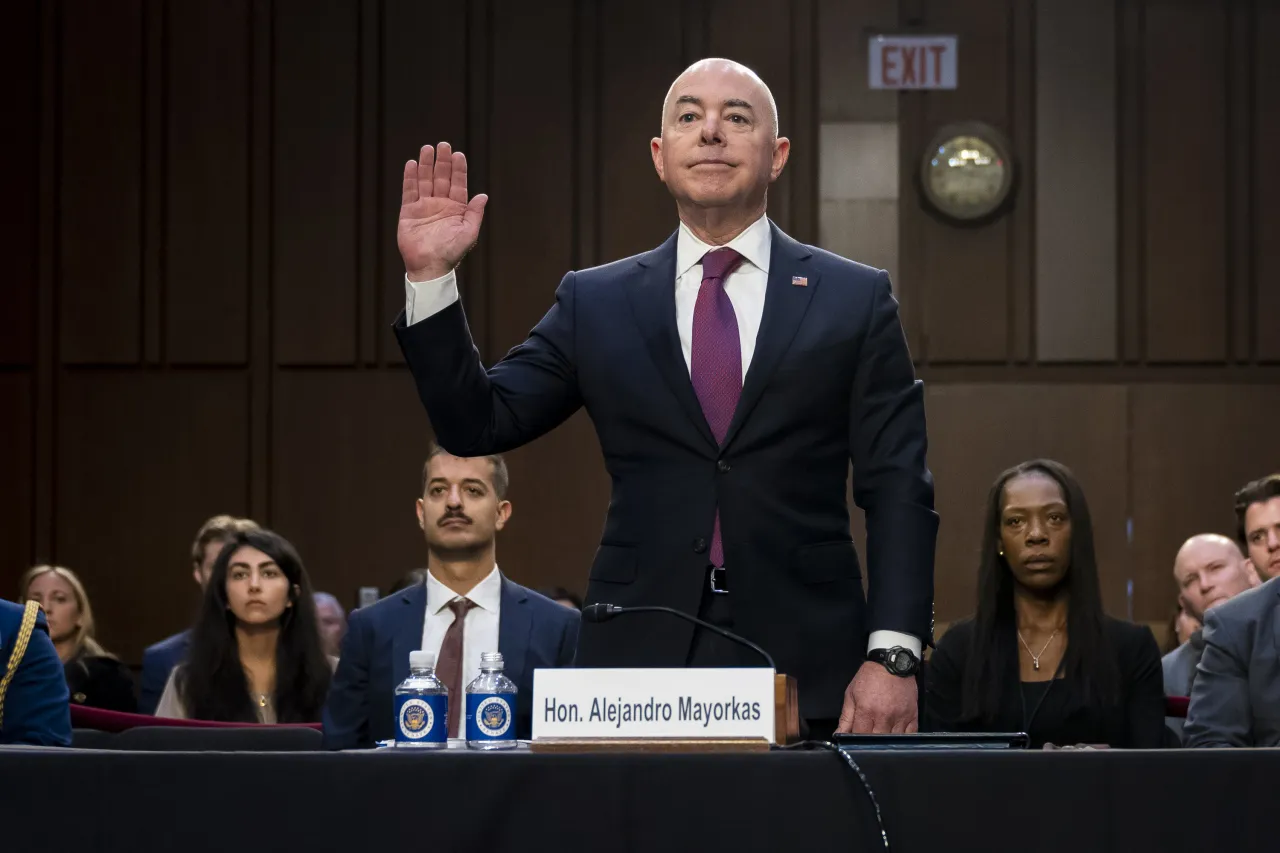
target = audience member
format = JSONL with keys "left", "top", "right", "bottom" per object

{"left": 324, "top": 448, "right": 579, "bottom": 748}
{"left": 1235, "top": 473, "right": 1280, "bottom": 581}
{"left": 20, "top": 565, "right": 136, "bottom": 713}
{"left": 139, "top": 514, "right": 260, "bottom": 714}
{"left": 388, "top": 569, "right": 427, "bottom": 595}
{"left": 1162, "top": 535, "right": 1257, "bottom": 741}
{"left": 924, "top": 459, "right": 1164, "bottom": 748}
{"left": 0, "top": 598, "right": 71, "bottom": 746}
{"left": 1174, "top": 605, "right": 1201, "bottom": 649}
{"left": 314, "top": 592, "right": 348, "bottom": 660}
{"left": 1185, "top": 575, "right": 1280, "bottom": 747}
{"left": 1164, "top": 535, "right": 1256, "bottom": 693}
{"left": 155, "top": 528, "right": 333, "bottom": 723}
{"left": 540, "top": 586, "right": 583, "bottom": 610}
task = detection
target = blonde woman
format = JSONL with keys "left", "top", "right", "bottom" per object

{"left": 20, "top": 565, "right": 137, "bottom": 712}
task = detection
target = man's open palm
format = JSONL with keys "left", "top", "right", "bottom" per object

{"left": 398, "top": 142, "right": 488, "bottom": 282}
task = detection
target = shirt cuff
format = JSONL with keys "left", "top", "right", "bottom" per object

{"left": 867, "top": 630, "right": 922, "bottom": 658}
{"left": 404, "top": 270, "right": 459, "bottom": 325}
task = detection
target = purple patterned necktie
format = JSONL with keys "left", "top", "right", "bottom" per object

{"left": 691, "top": 247, "right": 746, "bottom": 568}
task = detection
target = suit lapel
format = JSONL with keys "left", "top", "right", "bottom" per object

{"left": 391, "top": 583, "right": 428, "bottom": 686}
{"left": 498, "top": 576, "right": 533, "bottom": 690}
{"left": 722, "top": 223, "right": 818, "bottom": 449}
{"left": 627, "top": 232, "right": 718, "bottom": 451}
{"left": 1272, "top": 582, "right": 1280, "bottom": 657}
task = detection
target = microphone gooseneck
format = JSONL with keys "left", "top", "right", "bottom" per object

{"left": 583, "top": 603, "right": 775, "bottom": 671}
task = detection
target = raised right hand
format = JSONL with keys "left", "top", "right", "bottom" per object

{"left": 398, "top": 142, "right": 489, "bottom": 282}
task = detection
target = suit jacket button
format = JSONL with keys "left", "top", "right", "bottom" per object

{"left": 717, "top": 460, "right": 731, "bottom": 473}
{"left": 692, "top": 538, "right": 707, "bottom": 554}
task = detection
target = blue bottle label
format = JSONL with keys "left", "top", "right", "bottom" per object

{"left": 395, "top": 694, "right": 448, "bottom": 743}
{"left": 466, "top": 693, "right": 515, "bottom": 741}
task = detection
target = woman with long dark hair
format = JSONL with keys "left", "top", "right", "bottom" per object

{"left": 155, "top": 528, "right": 333, "bottom": 723}
{"left": 925, "top": 459, "right": 1164, "bottom": 748}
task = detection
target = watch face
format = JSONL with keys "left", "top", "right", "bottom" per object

{"left": 890, "top": 650, "right": 914, "bottom": 674}
{"left": 920, "top": 123, "right": 1014, "bottom": 222}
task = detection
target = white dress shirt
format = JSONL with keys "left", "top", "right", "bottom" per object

{"left": 420, "top": 565, "right": 502, "bottom": 690}
{"left": 403, "top": 222, "right": 920, "bottom": 658}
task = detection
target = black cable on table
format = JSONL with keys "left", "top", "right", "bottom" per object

{"left": 774, "top": 740, "right": 890, "bottom": 852}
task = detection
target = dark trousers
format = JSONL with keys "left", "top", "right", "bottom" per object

{"left": 685, "top": 573, "right": 760, "bottom": 668}
{"left": 686, "top": 573, "right": 840, "bottom": 739}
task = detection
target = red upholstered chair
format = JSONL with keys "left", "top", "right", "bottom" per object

{"left": 70, "top": 704, "right": 323, "bottom": 750}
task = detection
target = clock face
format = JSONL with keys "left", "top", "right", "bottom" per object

{"left": 921, "top": 126, "right": 1014, "bottom": 221}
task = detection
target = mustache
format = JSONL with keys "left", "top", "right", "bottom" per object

{"left": 438, "top": 511, "right": 472, "bottom": 526}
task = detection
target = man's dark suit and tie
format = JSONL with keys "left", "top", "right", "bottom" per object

{"left": 391, "top": 59, "right": 936, "bottom": 732}
{"left": 323, "top": 452, "right": 579, "bottom": 748}
{"left": 323, "top": 572, "right": 577, "bottom": 748}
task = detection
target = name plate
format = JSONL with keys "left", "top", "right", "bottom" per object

{"left": 533, "top": 668, "right": 776, "bottom": 742}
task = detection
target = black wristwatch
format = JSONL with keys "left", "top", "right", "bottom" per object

{"left": 868, "top": 646, "right": 920, "bottom": 677}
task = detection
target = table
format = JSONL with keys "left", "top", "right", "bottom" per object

{"left": 1, "top": 746, "right": 1274, "bottom": 852}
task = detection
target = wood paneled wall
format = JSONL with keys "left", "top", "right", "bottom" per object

{"left": 2, "top": 0, "right": 1275, "bottom": 661}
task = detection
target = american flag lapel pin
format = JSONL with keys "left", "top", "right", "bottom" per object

{"left": 791, "top": 275, "right": 808, "bottom": 287}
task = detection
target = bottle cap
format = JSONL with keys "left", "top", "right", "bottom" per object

{"left": 480, "top": 651, "right": 504, "bottom": 668}
{"left": 410, "top": 650, "right": 436, "bottom": 670}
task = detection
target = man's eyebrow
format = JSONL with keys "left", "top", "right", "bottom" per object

{"left": 673, "top": 95, "right": 756, "bottom": 113}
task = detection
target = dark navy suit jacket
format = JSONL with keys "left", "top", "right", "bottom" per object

{"left": 138, "top": 629, "right": 191, "bottom": 715}
{"left": 394, "top": 222, "right": 936, "bottom": 719}
{"left": 322, "top": 576, "right": 579, "bottom": 749}
{"left": 0, "top": 599, "right": 72, "bottom": 746}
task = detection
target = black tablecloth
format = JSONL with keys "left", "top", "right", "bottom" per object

{"left": 1, "top": 746, "right": 1275, "bottom": 852}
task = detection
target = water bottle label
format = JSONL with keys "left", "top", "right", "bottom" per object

{"left": 467, "top": 693, "right": 515, "bottom": 741}
{"left": 396, "top": 694, "right": 448, "bottom": 743}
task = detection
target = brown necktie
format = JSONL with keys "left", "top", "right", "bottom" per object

{"left": 436, "top": 598, "right": 476, "bottom": 737}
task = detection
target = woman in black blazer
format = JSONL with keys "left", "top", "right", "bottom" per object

{"left": 20, "top": 564, "right": 137, "bottom": 713}
{"left": 925, "top": 459, "right": 1165, "bottom": 748}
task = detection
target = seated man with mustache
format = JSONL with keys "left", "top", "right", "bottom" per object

{"left": 323, "top": 448, "right": 579, "bottom": 748}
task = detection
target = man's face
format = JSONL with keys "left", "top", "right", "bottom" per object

{"left": 193, "top": 538, "right": 229, "bottom": 589}
{"left": 415, "top": 454, "right": 511, "bottom": 557}
{"left": 650, "top": 62, "right": 789, "bottom": 214}
{"left": 315, "top": 597, "right": 347, "bottom": 659}
{"left": 1174, "top": 537, "right": 1256, "bottom": 620}
{"left": 1243, "top": 496, "right": 1280, "bottom": 580}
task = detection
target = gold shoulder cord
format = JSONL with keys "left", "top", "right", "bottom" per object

{"left": 0, "top": 600, "right": 41, "bottom": 731}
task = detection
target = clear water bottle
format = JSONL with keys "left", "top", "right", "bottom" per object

{"left": 394, "top": 650, "right": 448, "bottom": 749}
{"left": 465, "top": 651, "right": 518, "bottom": 750}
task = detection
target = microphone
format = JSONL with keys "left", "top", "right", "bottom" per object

{"left": 582, "top": 603, "right": 776, "bottom": 671}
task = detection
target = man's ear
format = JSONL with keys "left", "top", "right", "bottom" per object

{"left": 495, "top": 500, "right": 513, "bottom": 531}
{"left": 770, "top": 137, "right": 790, "bottom": 181}
{"left": 416, "top": 498, "right": 426, "bottom": 530}
{"left": 651, "top": 138, "right": 665, "bottom": 182}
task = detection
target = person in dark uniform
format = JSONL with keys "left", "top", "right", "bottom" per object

{"left": 1, "top": 598, "right": 72, "bottom": 746}
{"left": 924, "top": 459, "right": 1165, "bottom": 749}
{"left": 20, "top": 565, "right": 137, "bottom": 713}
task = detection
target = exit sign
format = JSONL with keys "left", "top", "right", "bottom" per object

{"left": 869, "top": 35, "right": 957, "bottom": 89}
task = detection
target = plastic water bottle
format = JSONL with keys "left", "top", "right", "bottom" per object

{"left": 394, "top": 650, "right": 448, "bottom": 749}
{"left": 465, "top": 651, "right": 518, "bottom": 750}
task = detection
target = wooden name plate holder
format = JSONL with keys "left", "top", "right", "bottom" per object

{"left": 529, "top": 673, "right": 799, "bottom": 753}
